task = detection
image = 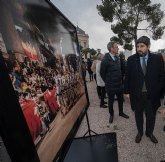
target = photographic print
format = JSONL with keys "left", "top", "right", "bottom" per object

{"left": 0, "top": 0, "right": 88, "bottom": 161}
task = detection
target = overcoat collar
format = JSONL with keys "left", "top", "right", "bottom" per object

{"left": 105, "top": 53, "right": 118, "bottom": 62}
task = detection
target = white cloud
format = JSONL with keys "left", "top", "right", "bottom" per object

{"left": 150, "top": 39, "right": 165, "bottom": 52}
{"left": 52, "top": 0, "right": 165, "bottom": 54}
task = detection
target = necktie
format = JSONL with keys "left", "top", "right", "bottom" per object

{"left": 141, "top": 57, "right": 147, "bottom": 92}
{"left": 142, "top": 57, "right": 146, "bottom": 75}
{"left": 114, "top": 56, "right": 118, "bottom": 62}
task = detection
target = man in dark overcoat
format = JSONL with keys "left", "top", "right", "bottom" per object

{"left": 124, "top": 36, "right": 165, "bottom": 143}
{"left": 100, "top": 41, "right": 129, "bottom": 123}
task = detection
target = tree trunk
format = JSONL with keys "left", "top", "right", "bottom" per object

{"left": 134, "top": 35, "right": 137, "bottom": 53}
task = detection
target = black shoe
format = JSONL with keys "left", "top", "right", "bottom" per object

{"left": 103, "top": 101, "right": 107, "bottom": 104}
{"left": 100, "top": 104, "right": 108, "bottom": 108}
{"left": 109, "top": 115, "right": 113, "bottom": 123}
{"left": 119, "top": 113, "right": 129, "bottom": 119}
{"left": 135, "top": 133, "right": 142, "bottom": 143}
{"left": 163, "top": 126, "right": 165, "bottom": 132}
{"left": 146, "top": 134, "right": 158, "bottom": 143}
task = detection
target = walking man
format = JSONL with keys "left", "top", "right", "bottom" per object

{"left": 100, "top": 41, "right": 129, "bottom": 123}
{"left": 124, "top": 36, "right": 165, "bottom": 143}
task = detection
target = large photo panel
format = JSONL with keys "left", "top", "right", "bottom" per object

{"left": 0, "top": 0, "right": 88, "bottom": 161}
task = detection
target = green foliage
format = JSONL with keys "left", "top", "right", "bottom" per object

{"left": 110, "top": 36, "right": 123, "bottom": 45}
{"left": 124, "top": 43, "right": 133, "bottom": 50}
{"left": 81, "top": 48, "right": 97, "bottom": 58}
{"left": 97, "top": 0, "right": 115, "bottom": 22}
{"left": 97, "top": 0, "right": 165, "bottom": 50}
{"left": 81, "top": 48, "right": 89, "bottom": 59}
{"left": 82, "top": 48, "right": 90, "bottom": 54}
{"left": 89, "top": 48, "right": 97, "bottom": 55}
{"left": 152, "top": 26, "right": 165, "bottom": 40}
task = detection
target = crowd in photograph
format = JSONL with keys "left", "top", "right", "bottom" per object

{"left": 5, "top": 56, "right": 84, "bottom": 144}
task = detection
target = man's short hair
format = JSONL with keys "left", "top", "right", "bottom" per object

{"left": 136, "top": 36, "right": 150, "bottom": 47}
{"left": 107, "top": 41, "right": 116, "bottom": 51}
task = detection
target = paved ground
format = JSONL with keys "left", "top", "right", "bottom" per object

{"left": 76, "top": 80, "right": 165, "bottom": 162}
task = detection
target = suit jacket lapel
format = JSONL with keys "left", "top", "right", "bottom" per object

{"left": 146, "top": 53, "right": 152, "bottom": 76}
{"left": 106, "top": 53, "right": 114, "bottom": 62}
{"left": 135, "top": 54, "right": 144, "bottom": 76}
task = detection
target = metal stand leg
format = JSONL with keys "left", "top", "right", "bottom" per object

{"left": 83, "top": 111, "right": 97, "bottom": 137}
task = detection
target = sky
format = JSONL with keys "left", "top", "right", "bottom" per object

{"left": 51, "top": 0, "right": 165, "bottom": 54}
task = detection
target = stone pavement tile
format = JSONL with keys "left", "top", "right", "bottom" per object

{"left": 76, "top": 81, "right": 165, "bottom": 162}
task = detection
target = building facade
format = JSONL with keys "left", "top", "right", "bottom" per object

{"left": 77, "top": 26, "right": 89, "bottom": 50}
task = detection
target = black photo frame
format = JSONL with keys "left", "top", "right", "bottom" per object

{"left": 0, "top": 0, "right": 89, "bottom": 161}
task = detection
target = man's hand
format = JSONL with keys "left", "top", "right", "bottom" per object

{"left": 124, "top": 94, "right": 130, "bottom": 98}
{"left": 162, "top": 109, "right": 165, "bottom": 117}
{"left": 124, "top": 94, "right": 130, "bottom": 103}
{"left": 124, "top": 94, "right": 130, "bottom": 99}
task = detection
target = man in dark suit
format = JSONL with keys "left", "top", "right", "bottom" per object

{"left": 124, "top": 36, "right": 165, "bottom": 143}
{"left": 100, "top": 41, "right": 129, "bottom": 123}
